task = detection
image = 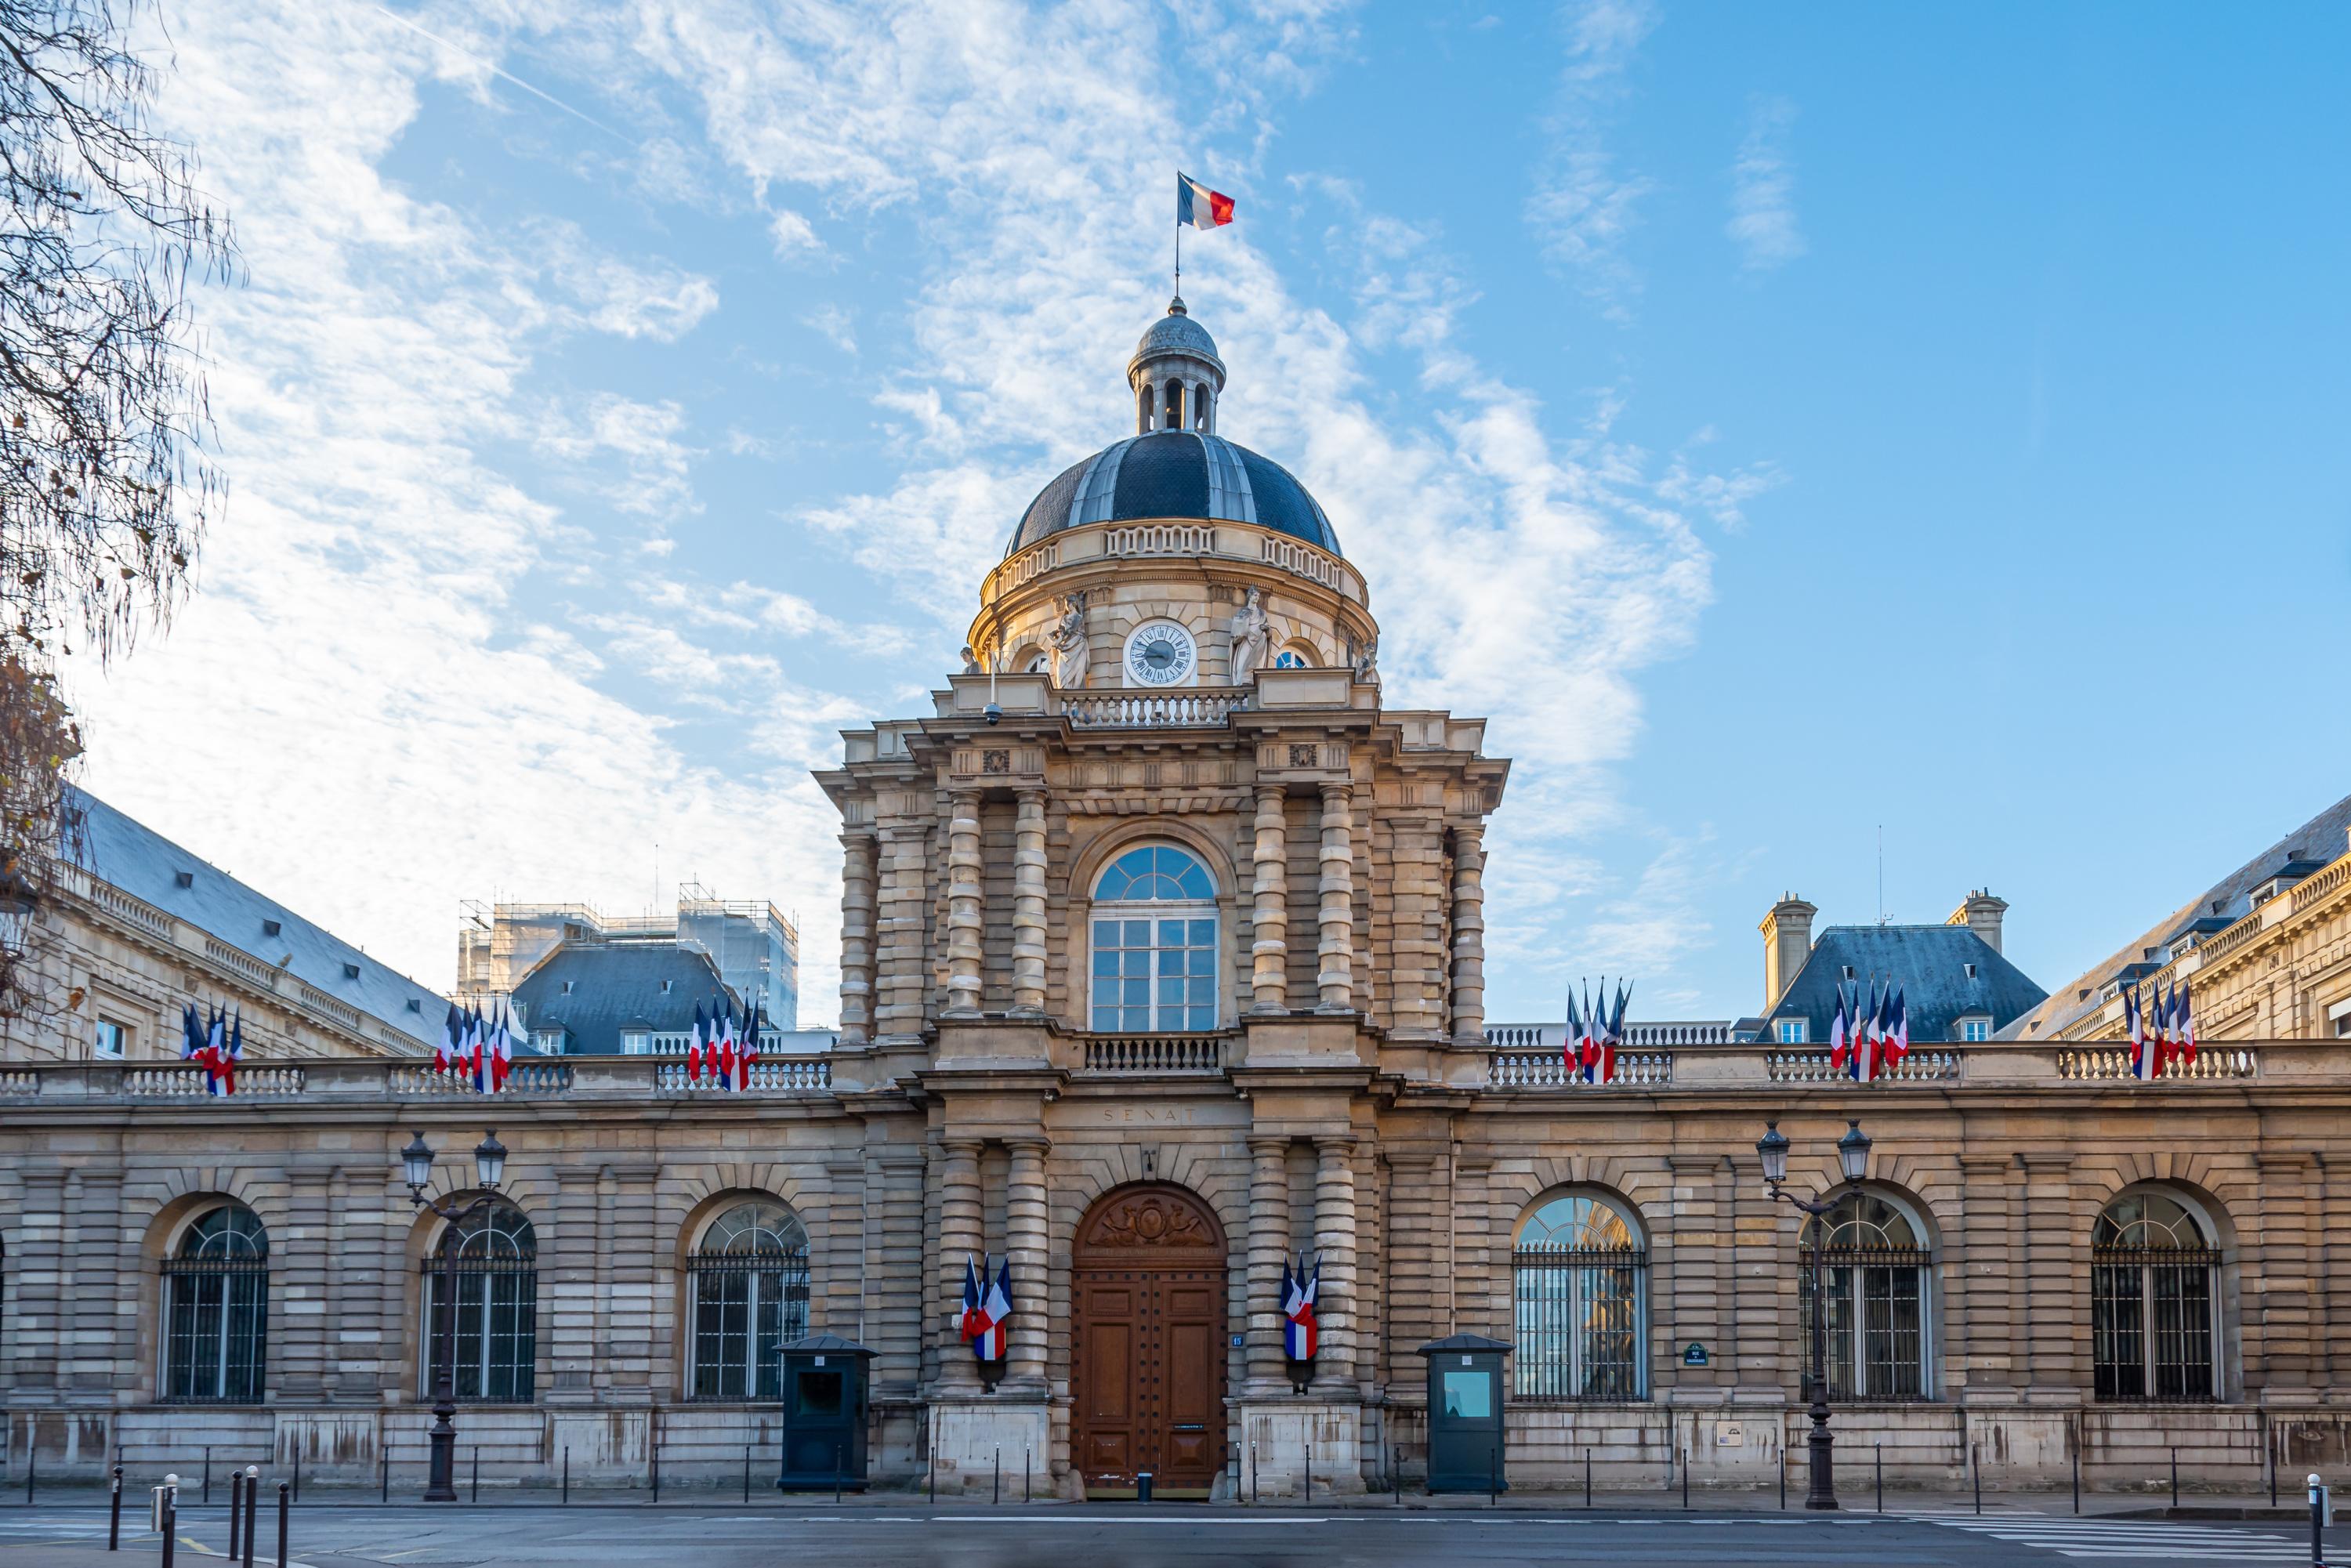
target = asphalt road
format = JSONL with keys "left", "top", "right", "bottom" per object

{"left": 0, "top": 1505, "right": 2340, "bottom": 1566}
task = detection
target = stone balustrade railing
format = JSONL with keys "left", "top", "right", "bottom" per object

{"left": 1764, "top": 1048, "right": 1965, "bottom": 1085}
{"left": 2055, "top": 1045, "right": 2259, "bottom": 1082}
{"left": 1080, "top": 1033, "right": 1230, "bottom": 1074}
{"left": 1064, "top": 689, "right": 1249, "bottom": 730}
{"left": 1489, "top": 1049, "right": 1672, "bottom": 1088}
{"left": 655, "top": 1058, "right": 832, "bottom": 1092}
{"left": 125, "top": 1064, "right": 307, "bottom": 1096}
{"left": 0, "top": 1054, "right": 839, "bottom": 1101}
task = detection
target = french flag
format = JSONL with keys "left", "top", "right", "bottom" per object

{"left": 1177, "top": 172, "right": 1234, "bottom": 230}
{"left": 687, "top": 1002, "right": 707, "bottom": 1084}
{"left": 1283, "top": 1252, "right": 1320, "bottom": 1361}
{"left": 1828, "top": 985, "right": 1850, "bottom": 1072}
{"left": 960, "top": 1254, "right": 1007, "bottom": 1363}
{"left": 2125, "top": 985, "right": 2154, "bottom": 1079}
{"left": 2175, "top": 980, "right": 2197, "bottom": 1067}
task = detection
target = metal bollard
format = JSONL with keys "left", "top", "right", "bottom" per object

{"left": 381, "top": 1447, "right": 389, "bottom": 1505}
{"left": 1136, "top": 1470, "right": 1153, "bottom": 1505}
{"left": 227, "top": 1472, "right": 242, "bottom": 1561}
{"left": 1876, "top": 1444, "right": 1882, "bottom": 1514}
{"left": 563, "top": 1447, "right": 569, "bottom": 1506}
{"left": 743, "top": 1445, "right": 751, "bottom": 1506}
{"left": 472, "top": 1446, "right": 479, "bottom": 1505}
{"left": 1972, "top": 1443, "right": 1982, "bottom": 1515}
{"left": 1491, "top": 1442, "right": 1499, "bottom": 1508}
{"left": 2172, "top": 1446, "right": 2179, "bottom": 1511}
{"left": 835, "top": 1445, "right": 843, "bottom": 1506}
{"left": 928, "top": 1453, "right": 935, "bottom": 1505}
{"left": 650, "top": 1437, "right": 659, "bottom": 1505}
{"left": 292, "top": 1448, "right": 300, "bottom": 1506}
{"left": 203, "top": 1448, "right": 211, "bottom": 1507}
{"left": 110, "top": 1462, "right": 124, "bottom": 1552}
{"left": 2074, "top": 1443, "right": 2081, "bottom": 1515}
{"left": 1587, "top": 1447, "right": 1594, "bottom": 1510}
{"left": 2309, "top": 1474, "right": 2326, "bottom": 1568}
{"left": 1025, "top": 1447, "right": 1031, "bottom": 1503}
{"left": 276, "top": 1483, "right": 288, "bottom": 1568}
{"left": 242, "top": 1466, "right": 259, "bottom": 1568}
{"left": 1250, "top": 1439, "right": 1258, "bottom": 1505}
{"left": 1682, "top": 1446, "right": 1689, "bottom": 1510}
{"left": 159, "top": 1483, "right": 176, "bottom": 1568}
{"left": 24, "top": 1443, "right": 31, "bottom": 1505}
{"left": 994, "top": 1447, "right": 1000, "bottom": 1505}
{"left": 1307, "top": 1441, "right": 1313, "bottom": 1503}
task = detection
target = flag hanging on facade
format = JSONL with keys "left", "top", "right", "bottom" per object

{"left": 1887, "top": 984, "right": 1909, "bottom": 1066}
{"left": 960, "top": 1253, "right": 1005, "bottom": 1362}
{"left": 1846, "top": 983, "right": 1879, "bottom": 1083}
{"left": 201, "top": 1005, "right": 228, "bottom": 1095}
{"left": 1828, "top": 985, "right": 1850, "bottom": 1071}
{"left": 491, "top": 1006, "right": 513, "bottom": 1092}
{"left": 1561, "top": 987, "right": 1584, "bottom": 1076}
{"left": 2176, "top": 980, "right": 2197, "bottom": 1067}
{"left": 467, "top": 1006, "right": 488, "bottom": 1094}
{"left": 436, "top": 1003, "right": 458, "bottom": 1074}
{"left": 1177, "top": 172, "right": 1235, "bottom": 230}
{"left": 217, "top": 1008, "right": 241, "bottom": 1097}
{"left": 735, "top": 1004, "right": 761, "bottom": 1091}
{"left": 1582, "top": 979, "right": 1628, "bottom": 1085}
{"left": 1283, "top": 1251, "right": 1320, "bottom": 1360}
{"left": 985, "top": 1255, "right": 1013, "bottom": 1360}
{"left": 687, "top": 1002, "right": 707, "bottom": 1083}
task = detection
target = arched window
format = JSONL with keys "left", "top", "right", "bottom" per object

{"left": 2093, "top": 1190, "right": 2219, "bottom": 1401}
{"left": 162, "top": 1205, "right": 269, "bottom": 1403}
{"left": 1089, "top": 845, "right": 1218, "bottom": 1032}
{"left": 1137, "top": 385, "right": 1153, "bottom": 434}
{"left": 1513, "top": 1192, "right": 1646, "bottom": 1400}
{"left": 1162, "top": 379, "right": 1184, "bottom": 429}
{"left": 1193, "top": 384, "right": 1213, "bottom": 431}
{"left": 1799, "top": 1192, "right": 1933, "bottom": 1400}
{"left": 422, "top": 1201, "right": 538, "bottom": 1403}
{"left": 688, "top": 1200, "right": 810, "bottom": 1400}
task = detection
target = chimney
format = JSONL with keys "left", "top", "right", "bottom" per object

{"left": 1947, "top": 889, "right": 2009, "bottom": 954}
{"left": 1759, "top": 894, "right": 1817, "bottom": 1011}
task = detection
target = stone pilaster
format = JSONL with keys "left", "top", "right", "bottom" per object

{"left": 944, "top": 791, "right": 984, "bottom": 1016}
{"left": 1313, "top": 1136, "right": 1357, "bottom": 1388}
{"left": 940, "top": 1139, "right": 984, "bottom": 1390}
{"left": 1005, "top": 1137, "right": 1050, "bottom": 1390}
{"left": 1955, "top": 1154, "right": 2016, "bottom": 1396}
{"left": 1449, "top": 824, "right": 1487, "bottom": 1045}
{"left": 1251, "top": 784, "right": 1288, "bottom": 1013}
{"left": 875, "top": 822, "right": 931, "bottom": 1039}
{"left": 1315, "top": 782, "right": 1354, "bottom": 1012}
{"left": 839, "top": 831, "right": 877, "bottom": 1044}
{"left": 1247, "top": 1136, "right": 1291, "bottom": 1389}
{"left": 1011, "top": 791, "right": 1048, "bottom": 1014}
{"left": 2018, "top": 1151, "right": 2079, "bottom": 1394}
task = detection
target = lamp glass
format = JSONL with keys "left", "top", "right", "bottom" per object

{"left": 474, "top": 1129, "right": 507, "bottom": 1189}
{"left": 1837, "top": 1120, "right": 1872, "bottom": 1183}
{"left": 400, "top": 1132, "right": 435, "bottom": 1190}
{"left": 1755, "top": 1122, "right": 1790, "bottom": 1184}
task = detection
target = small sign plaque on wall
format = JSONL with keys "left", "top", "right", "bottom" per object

{"left": 1683, "top": 1342, "right": 1709, "bottom": 1367}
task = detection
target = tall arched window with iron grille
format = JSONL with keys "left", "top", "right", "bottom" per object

{"left": 162, "top": 1204, "right": 269, "bottom": 1403}
{"left": 422, "top": 1200, "right": 538, "bottom": 1403}
{"left": 687, "top": 1200, "right": 810, "bottom": 1400}
{"left": 1512, "top": 1192, "right": 1646, "bottom": 1400}
{"left": 2092, "top": 1190, "right": 2221, "bottom": 1401}
{"left": 1798, "top": 1191, "right": 1934, "bottom": 1400}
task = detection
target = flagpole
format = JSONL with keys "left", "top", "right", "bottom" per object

{"left": 1174, "top": 211, "right": 1182, "bottom": 300}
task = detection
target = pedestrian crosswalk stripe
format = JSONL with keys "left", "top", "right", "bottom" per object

{"left": 1908, "top": 1512, "right": 2309, "bottom": 1561}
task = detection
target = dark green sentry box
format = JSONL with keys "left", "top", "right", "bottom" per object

{"left": 775, "top": 1334, "right": 876, "bottom": 1490}
{"left": 1418, "top": 1333, "right": 1512, "bottom": 1494}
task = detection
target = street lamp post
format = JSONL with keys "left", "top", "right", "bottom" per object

{"left": 1755, "top": 1118, "right": 1872, "bottom": 1512}
{"left": 400, "top": 1129, "right": 509, "bottom": 1503}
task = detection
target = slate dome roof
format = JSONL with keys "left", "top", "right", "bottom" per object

{"left": 1130, "top": 309, "right": 1222, "bottom": 368}
{"left": 1005, "top": 431, "right": 1342, "bottom": 558}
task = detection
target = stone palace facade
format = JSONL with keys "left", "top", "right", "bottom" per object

{"left": 5, "top": 305, "right": 2351, "bottom": 1499}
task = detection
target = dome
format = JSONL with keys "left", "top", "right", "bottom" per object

{"left": 1007, "top": 431, "right": 1342, "bottom": 558}
{"left": 1129, "top": 307, "right": 1222, "bottom": 373}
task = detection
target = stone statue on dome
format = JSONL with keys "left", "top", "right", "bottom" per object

{"left": 1228, "top": 586, "right": 1269, "bottom": 685}
{"left": 1049, "top": 592, "right": 1089, "bottom": 690}
{"left": 1353, "top": 633, "right": 1379, "bottom": 681}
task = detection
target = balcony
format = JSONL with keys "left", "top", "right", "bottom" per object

{"left": 1063, "top": 689, "right": 1249, "bottom": 730}
{"left": 1077, "top": 1032, "right": 1232, "bottom": 1074}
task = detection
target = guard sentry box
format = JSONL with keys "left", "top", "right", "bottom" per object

{"left": 776, "top": 1334, "right": 876, "bottom": 1490}
{"left": 1418, "top": 1333, "right": 1512, "bottom": 1494}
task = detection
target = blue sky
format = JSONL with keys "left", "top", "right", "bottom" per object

{"left": 74, "top": 0, "right": 2351, "bottom": 1025}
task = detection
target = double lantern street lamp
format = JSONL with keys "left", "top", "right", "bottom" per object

{"left": 1755, "top": 1117, "right": 1873, "bottom": 1512}
{"left": 400, "top": 1128, "right": 509, "bottom": 1503}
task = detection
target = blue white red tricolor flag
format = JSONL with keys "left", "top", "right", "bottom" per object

{"left": 960, "top": 1253, "right": 1009, "bottom": 1363}
{"left": 1177, "top": 172, "right": 1234, "bottom": 230}
{"left": 2125, "top": 983, "right": 2153, "bottom": 1078}
{"left": 1283, "top": 1251, "right": 1320, "bottom": 1361}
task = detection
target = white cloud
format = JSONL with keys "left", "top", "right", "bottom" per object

{"left": 1525, "top": 0, "right": 1657, "bottom": 318}
{"left": 1727, "top": 96, "right": 1806, "bottom": 272}
{"left": 803, "top": 304, "right": 857, "bottom": 354}
{"left": 768, "top": 208, "right": 821, "bottom": 257}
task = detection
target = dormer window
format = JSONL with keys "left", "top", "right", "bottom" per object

{"left": 660, "top": 980, "right": 673, "bottom": 995}
{"left": 1841, "top": 965, "right": 1854, "bottom": 981}
{"left": 560, "top": 980, "right": 575, "bottom": 995}
{"left": 1776, "top": 1018, "right": 1809, "bottom": 1045}
{"left": 1958, "top": 1017, "right": 1991, "bottom": 1042}
{"left": 1964, "top": 963, "right": 1978, "bottom": 980}
{"left": 262, "top": 920, "right": 282, "bottom": 938}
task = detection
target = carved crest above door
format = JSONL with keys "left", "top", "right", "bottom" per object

{"left": 1077, "top": 1186, "right": 1223, "bottom": 1253}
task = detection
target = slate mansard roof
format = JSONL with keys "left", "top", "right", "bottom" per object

{"left": 1006, "top": 431, "right": 1342, "bottom": 559}
{"left": 2002, "top": 788, "right": 2351, "bottom": 1039}
{"left": 509, "top": 941, "right": 730, "bottom": 1056}
{"left": 74, "top": 790, "right": 451, "bottom": 1049}
{"left": 1769, "top": 924, "right": 2049, "bottom": 1044}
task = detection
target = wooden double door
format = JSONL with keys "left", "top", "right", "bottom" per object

{"left": 1070, "top": 1186, "right": 1230, "bottom": 1497}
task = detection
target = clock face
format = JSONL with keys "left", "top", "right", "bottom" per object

{"left": 1123, "top": 620, "right": 1197, "bottom": 687}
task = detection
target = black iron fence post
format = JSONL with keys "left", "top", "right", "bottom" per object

{"left": 1875, "top": 1443, "right": 1882, "bottom": 1513}
{"left": 202, "top": 1449, "right": 210, "bottom": 1507}
{"left": 226, "top": 1472, "right": 241, "bottom": 1561}
{"left": 1488, "top": 1441, "right": 1496, "bottom": 1508}
{"left": 1396, "top": 1445, "right": 1404, "bottom": 1505}
{"left": 743, "top": 1445, "right": 750, "bottom": 1506}
{"left": 2074, "top": 1442, "right": 2081, "bottom": 1515}
{"left": 1972, "top": 1443, "right": 1982, "bottom": 1515}
{"left": 292, "top": 1448, "right": 299, "bottom": 1505}
{"left": 1587, "top": 1447, "right": 1594, "bottom": 1510}
{"left": 159, "top": 1483, "right": 175, "bottom": 1568}
{"left": 1025, "top": 1447, "right": 1031, "bottom": 1503}
{"left": 562, "top": 1447, "right": 569, "bottom": 1506}
{"left": 110, "top": 1462, "right": 123, "bottom": 1552}
{"left": 835, "top": 1445, "right": 843, "bottom": 1506}
{"left": 993, "top": 1447, "right": 1000, "bottom": 1505}
{"left": 24, "top": 1443, "right": 31, "bottom": 1505}
{"left": 380, "top": 1447, "right": 388, "bottom": 1505}
{"left": 1681, "top": 1445, "right": 1688, "bottom": 1510}
{"left": 2171, "top": 1446, "right": 2179, "bottom": 1511}
{"left": 276, "top": 1483, "right": 288, "bottom": 1568}
{"left": 2309, "top": 1473, "right": 2324, "bottom": 1568}
{"left": 241, "top": 1468, "right": 257, "bottom": 1568}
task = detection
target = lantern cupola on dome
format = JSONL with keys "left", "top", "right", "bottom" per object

{"left": 1128, "top": 296, "right": 1225, "bottom": 435}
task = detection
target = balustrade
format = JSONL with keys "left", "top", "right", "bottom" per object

{"left": 1487, "top": 1049, "right": 1672, "bottom": 1088}
{"left": 1064, "top": 689, "right": 1246, "bottom": 729}
{"left": 1079, "top": 1033, "right": 1229, "bottom": 1074}
{"left": 2055, "top": 1045, "right": 2258, "bottom": 1081}
{"left": 1764, "top": 1048, "right": 1964, "bottom": 1084}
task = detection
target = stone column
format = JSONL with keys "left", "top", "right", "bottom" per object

{"left": 1005, "top": 1137, "right": 1051, "bottom": 1390}
{"left": 1449, "top": 824, "right": 1487, "bottom": 1045}
{"left": 940, "top": 1139, "right": 985, "bottom": 1390}
{"left": 875, "top": 823, "right": 931, "bottom": 1039}
{"left": 1250, "top": 784, "right": 1288, "bottom": 1012}
{"left": 2017, "top": 1151, "right": 2079, "bottom": 1394}
{"left": 1956, "top": 1154, "right": 2016, "bottom": 1396}
{"left": 945, "top": 791, "right": 984, "bottom": 1016}
{"left": 1313, "top": 1136, "right": 1358, "bottom": 1386}
{"left": 1247, "top": 1136, "right": 1292, "bottom": 1389}
{"left": 1011, "top": 791, "right": 1049, "bottom": 1014}
{"left": 1315, "top": 782, "right": 1354, "bottom": 1012}
{"left": 839, "top": 831, "right": 878, "bottom": 1044}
